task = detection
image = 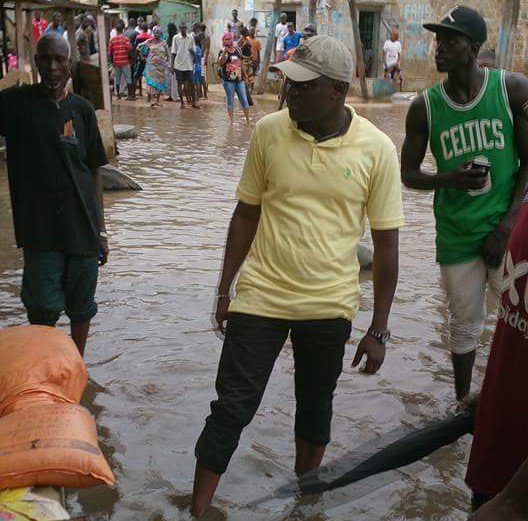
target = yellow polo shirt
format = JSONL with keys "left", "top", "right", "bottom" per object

{"left": 229, "top": 106, "right": 404, "bottom": 320}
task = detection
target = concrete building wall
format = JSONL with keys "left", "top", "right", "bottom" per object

{"left": 203, "top": 0, "right": 527, "bottom": 91}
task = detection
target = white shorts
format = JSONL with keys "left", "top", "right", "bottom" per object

{"left": 440, "top": 258, "right": 503, "bottom": 355}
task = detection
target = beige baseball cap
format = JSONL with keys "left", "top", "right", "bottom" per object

{"left": 270, "top": 35, "right": 353, "bottom": 82}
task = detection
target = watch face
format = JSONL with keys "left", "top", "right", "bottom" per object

{"left": 381, "top": 331, "right": 391, "bottom": 343}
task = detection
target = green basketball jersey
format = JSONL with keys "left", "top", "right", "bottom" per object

{"left": 424, "top": 68, "right": 519, "bottom": 264}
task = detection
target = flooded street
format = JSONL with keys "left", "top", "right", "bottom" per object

{"left": 0, "top": 97, "right": 494, "bottom": 520}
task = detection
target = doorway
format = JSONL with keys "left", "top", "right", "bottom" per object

{"left": 284, "top": 10, "right": 297, "bottom": 28}
{"left": 359, "top": 10, "right": 380, "bottom": 77}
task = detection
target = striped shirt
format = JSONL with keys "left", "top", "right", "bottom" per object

{"left": 109, "top": 34, "right": 131, "bottom": 67}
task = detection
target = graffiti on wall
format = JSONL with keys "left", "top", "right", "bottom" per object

{"left": 159, "top": 1, "right": 200, "bottom": 30}
{"left": 402, "top": 1, "right": 433, "bottom": 60}
{"left": 166, "top": 11, "right": 200, "bottom": 24}
{"left": 315, "top": 0, "right": 353, "bottom": 50}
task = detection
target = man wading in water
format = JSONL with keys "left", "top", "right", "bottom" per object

{"left": 191, "top": 35, "right": 404, "bottom": 517}
{"left": 0, "top": 33, "right": 109, "bottom": 356}
{"left": 401, "top": 6, "right": 528, "bottom": 400}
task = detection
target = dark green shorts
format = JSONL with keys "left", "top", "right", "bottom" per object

{"left": 21, "top": 250, "right": 99, "bottom": 326}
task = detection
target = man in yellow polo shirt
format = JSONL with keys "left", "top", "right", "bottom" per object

{"left": 191, "top": 35, "right": 404, "bottom": 516}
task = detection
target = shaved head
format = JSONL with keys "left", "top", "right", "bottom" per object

{"left": 36, "top": 33, "right": 71, "bottom": 95}
{"left": 37, "top": 32, "right": 71, "bottom": 58}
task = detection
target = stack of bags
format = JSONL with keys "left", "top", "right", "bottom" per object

{"left": 0, "top": 325, "right": 115, "bottom": 519}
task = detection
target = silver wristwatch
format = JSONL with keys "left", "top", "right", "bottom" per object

{"left": 367, "top": 327, "right": 391, "bottom": 345}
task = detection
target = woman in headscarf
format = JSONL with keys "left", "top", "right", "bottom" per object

{"left": 218, "top": 32, "right": 250, "bottom": 123}
{"left": 165, "top": 22, "right": 178, "bottom": 101}
{"left": 139, "top": 25, "right": 169, "bottom": 107}
{"left": 237, "top": 27, "right": 254, "bottom": 98}
{"left": 221, "top": 22, "right": 235, "bottom": 44}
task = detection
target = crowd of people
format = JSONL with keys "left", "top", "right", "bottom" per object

{"left": 24, "top": 9, "right": 314, "bottom": 123}
{"left": 3, "top": 4, "right": 528, "bottom": 521}
{"left": 107, "top": 18, "right": 209, "bottom": 109}
{"left": 106, "top": 9, "right": 312, "bottom": 121}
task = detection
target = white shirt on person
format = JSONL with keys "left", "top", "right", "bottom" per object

{"left": 171, "top": 34, "right": 194, "bottom": 71}
{"left": 383, "top": 39, "right": 401, "bottom": 68}
{"left": 275, "top": 22, "right": 288, "bottom": 51}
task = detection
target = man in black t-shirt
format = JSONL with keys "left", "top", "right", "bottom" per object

{"left": 0, "top": 33, "right": 109, "bottom": 356}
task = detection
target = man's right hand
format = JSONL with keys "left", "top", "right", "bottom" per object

{"left": 444, "top": 163, "right": 488, "bottom": 191}
{"left": 215, "top": 295, "right": 231, "bottom": 334}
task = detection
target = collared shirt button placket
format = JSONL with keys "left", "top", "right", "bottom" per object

{"left": 311, "top": 145, "right": 324, "bottom": 169}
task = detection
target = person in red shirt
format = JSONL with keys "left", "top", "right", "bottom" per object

{"left": 108, "top": 19, "right": 133, "bottom": 100}
{"left": 466, "top": 192, "right": 528, "bottom": 520}
{"left": 32, "top": 10, "right": 47, "bottom": 42}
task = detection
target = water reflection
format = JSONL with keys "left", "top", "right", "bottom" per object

{"left": 0, "top": 98, "right": 494, "bottom": 520}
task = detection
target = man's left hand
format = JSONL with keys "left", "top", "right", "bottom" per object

{"left": 470, "top": 495, "right": 525, "bottom": 520}
{"left": 99, "top": 237, "right": 109, "bottom": 266}
{"left": 352, "top": 334, "right": 386, "bottom": 374}
{"left": 482, "top": 226, "right": 509, "bottom": 269}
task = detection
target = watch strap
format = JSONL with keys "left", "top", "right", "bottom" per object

{"left": 367, "top": 327, "right": 391, "bottom": 344}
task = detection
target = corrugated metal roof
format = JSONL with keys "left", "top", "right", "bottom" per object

{"left": 0, "top": 1, "right": 99, "bottom": 7}
{"left": 108, "top": 0, "right": 157, "bottom": 5}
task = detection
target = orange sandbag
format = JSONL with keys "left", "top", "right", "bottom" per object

{"left": 0, "top": 403, "right": 115, "bottom": 489}
{"left": 0, "top": 325, "right": 87, "bottom": 416}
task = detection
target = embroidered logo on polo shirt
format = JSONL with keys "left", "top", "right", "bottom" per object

{"left": 344, "top": 167, "right": 352, "bottom": 179}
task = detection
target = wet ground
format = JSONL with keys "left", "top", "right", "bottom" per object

{"left": 0, "top": 94, "right": 495, "bottom": 520}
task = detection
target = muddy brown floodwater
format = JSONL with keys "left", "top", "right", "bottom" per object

{"left": 0, "top": 98, "right": 496, "bottom": 521}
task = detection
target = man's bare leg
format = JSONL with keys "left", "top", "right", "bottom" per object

{"left": 71, "top": 320, "right": 90, "bottom": 357}
{"left": 189, "top": 81, "right": 200, "bottom": 108}
{"left": 452, "top": 350, "right": 476, "bottom": 401}
{"left": 295, "top": 437, "right": 326, "bottom": 475}
{"left": 178, "top": 81, "right": 186, "bottom": 108}
{"left": 191, "top": 462, "right": 221, "bottom": 517}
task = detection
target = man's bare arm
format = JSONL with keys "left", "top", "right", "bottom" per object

{"left": 401, "top": 94, "right": 489, "bottom": 192}
{"left": 352, "top": 228, "right": 398, "bottom": 375}
{"left": 401, "top": 95, "right": 441, "bottom": 190}
{"left": 215, "top": 201, "right": 261, "bottom": 332}
{"left": 503, "top": 72, "right": 528, "bottom": 231}
{"left": 93, "top": 167, "right": 108, "bottom": 265}
{"left": 480, "top": 73, "right": 528, "bottom": 268}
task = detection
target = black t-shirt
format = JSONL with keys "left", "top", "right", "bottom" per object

{"left": 0, "top": 84, "right": 108, "bottom": 256}
{"left": 219, "top": 48, "right": 243, "bottom": 82}
{"left": 240, "top": 38, "right": 252, "bottom": 58}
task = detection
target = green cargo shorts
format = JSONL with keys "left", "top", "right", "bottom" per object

{"left": 21, "top": 250, "right": 99, "bottom": 326}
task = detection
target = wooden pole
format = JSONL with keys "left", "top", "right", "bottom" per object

{"left": 497, "top": 0, "right": 520, "bottom": 70}
{"left": 0, "top": 2, "right": 7, "bottom": 76}
{"left": 64, "top": 8, "right": 78, "bottom": 62}
{"left": 25, "top": 8, "right": 38, "bottom": 83}
{"left": 97, "top": 12, "right": 112, "bottom": 112}
{"left": 254, "top": 0, "right": 281, "bottom": 95}
{"left": 15, "top": 1, "right": 25, "bottom": 72}
{"left": 347, "top": 0, "right": 368, "bottom": 100}
{"left": 309, "top": 0, "right": 317, "bottom": 26}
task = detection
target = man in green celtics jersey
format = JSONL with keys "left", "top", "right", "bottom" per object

{"left": 401, "top": 6, "right": 528, "bottom": 400}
